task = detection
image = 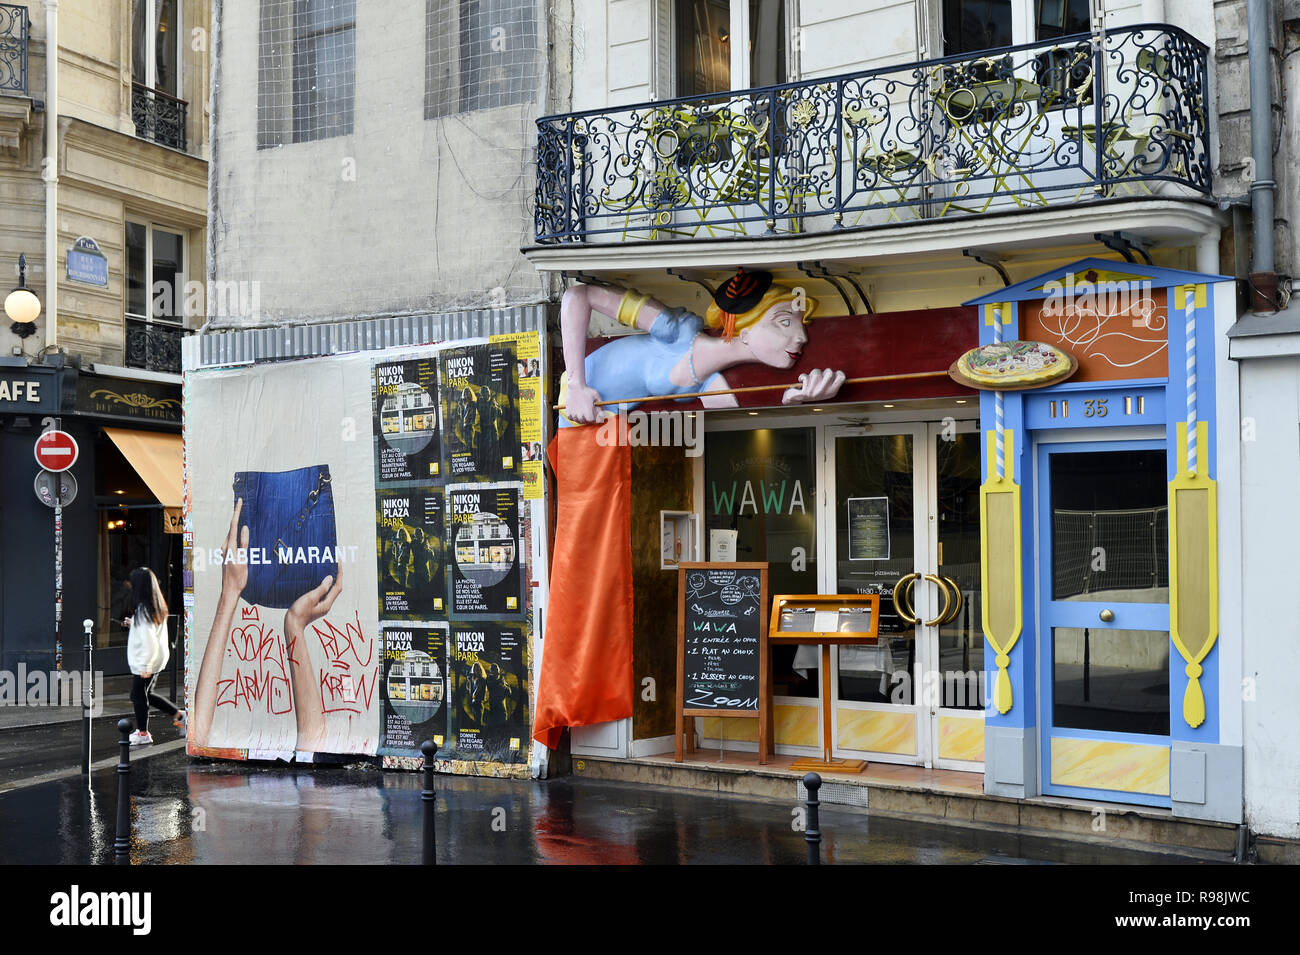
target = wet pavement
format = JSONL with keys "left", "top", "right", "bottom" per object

{"left": 0, "top": 747, "right": 1226, "bottom": 865}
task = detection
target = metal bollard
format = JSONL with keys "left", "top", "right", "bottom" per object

{"left": 82, "top": 619, "right": 94, "bottom": 776}
{"left": 421, "top": 740, "right": 439, "bottom": 866}
{"left": 803, "top": 772, "right": 823, "bottom": 865}
{"left": 114, "top": 718, "right": 133, "bottom": 864}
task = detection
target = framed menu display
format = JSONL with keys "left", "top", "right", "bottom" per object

{"left": 768, "top": 593, "right": 881, "bottom": 774}
{"left": 770, "top": 594, "right": 881, "bottom": 645}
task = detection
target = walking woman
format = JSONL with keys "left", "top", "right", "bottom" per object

{"left": 124, "top": 567, "right": 183, "bottom": 745}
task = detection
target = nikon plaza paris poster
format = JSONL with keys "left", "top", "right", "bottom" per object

{"left": 373, "top": 357, "right": 441, "bottom": 482}
{"left": 377, "top": 488, "right": 446, "bottom": 616}
{"left": 183, "top": 333, "right": 545, "bottom": 776}
{"left": 379, "top": 622, "right": 448, "bottom": 759}
{"left": 446, "top": 623, "right": 529, "bottom": 764}
{"left": 447, "top": 482, "right": 525, "bottom": 617}
{"left": 439, "top": 342, "right": 520, "bottom": 481}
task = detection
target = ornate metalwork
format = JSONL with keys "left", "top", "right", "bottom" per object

{"left": 534, "top": 25, "right": 1210, "bottom": 244}
{"left": 131, "top": 82, "right": 188, "bottom": 151}
{"left": 0, "top": 3, "right": 27, "bottom": 93}
{"left": 125, "top": 316, "right": 183, "bottom": 374}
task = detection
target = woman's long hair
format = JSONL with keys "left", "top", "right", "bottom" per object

{"left": 128, "top": 567, "right": 167, "bottom": 626}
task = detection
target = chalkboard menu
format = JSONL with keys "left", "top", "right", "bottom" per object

{"left": 675, "top": 562, "right": 770, "bottom": 763}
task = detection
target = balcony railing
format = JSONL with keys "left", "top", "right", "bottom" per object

{"left": 0, "top": 2, "right": 27, "bottom": 94}
{"left": 131, "top": 81, "right": 188, "bottom": 151}
{"left": 535, "top": 24, "right": 1209, "bottom": 245}
{"left": 126, "top": 316, "right": 183, "bottom": 375}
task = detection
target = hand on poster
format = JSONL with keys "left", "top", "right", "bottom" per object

{"left": 192, "top": 497, "right": 249, "bottom": 748}
{"left": 222, "top": 497, "right": 250, "bottom": 600}
{"left": 284, "top": 568, "right": 343, "bottom": 752}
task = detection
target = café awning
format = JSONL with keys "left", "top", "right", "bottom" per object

{"left": 103, "top": 427, "right": 183, "bottom": 531}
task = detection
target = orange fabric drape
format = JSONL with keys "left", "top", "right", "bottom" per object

{"left": 533, "top": 425, "right": 634, "bottom": 749}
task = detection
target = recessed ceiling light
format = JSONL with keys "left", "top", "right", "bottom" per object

{"left": 955, "top": 399, "right": 968, "bottom": 404}
{"left": 114, "top": 489, "right": 126, "bottom": 495}
{"left": 882, "top": 403, "right": 894, "bottom": 409}
{"left": 813, "top": 407, "right": 823, "bottom": 412}
{"left": 747, "top": 411, "right": 759, "bottom": 416}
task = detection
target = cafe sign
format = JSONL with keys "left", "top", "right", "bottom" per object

{"left": 66, "top": 237, "right": 108, "bottom": 287}
{"left": 0, "top": 366, "right": 59, "bottom": 414}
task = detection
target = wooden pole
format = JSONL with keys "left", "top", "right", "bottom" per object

{"left": 553, "top": 369, "right": 952, "bottom": 411}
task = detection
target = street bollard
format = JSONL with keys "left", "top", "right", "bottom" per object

{"left": 114, "top": 718, "right": 132, "bottom": 864}
{"left": 803, "top": 772, "right": 823, "bottom": 865}
{"left": 421, "top": 740, "right": 439, "bottom": 866}
{"left": 82, "top": 619, "right": 94, "bottom": 776}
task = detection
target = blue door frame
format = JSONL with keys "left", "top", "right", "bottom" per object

{"left": 1036, "top": 437, "right": 1172, "bottom": 807}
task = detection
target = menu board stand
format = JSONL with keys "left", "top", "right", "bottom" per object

{"left": 770, "top": 593, "right": 882, "bottom": 775}
{"left": 675, "top": 563, "right": 771, "bottom": 764}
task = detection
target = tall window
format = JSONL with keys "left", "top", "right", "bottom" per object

{"left": 425, "top": 0, "right": 539, "bottom": 118}
{"left": 258, "top": 0, "right": 356, "bottom": 147}
{"left": 675, "top": 0, "right": 787, "bottom": 97}
{"left": 126, "top": 222, "right": 186, "bottom": 322}
{"left": 132, "top": 0, "right": 181, "bottom": 96}
{"left": 942, "top": 0, "right": 1091, "bottom": 54}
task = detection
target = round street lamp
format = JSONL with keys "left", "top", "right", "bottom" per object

{"left": 5, "top": 253, "right": 41, "bottom": 337}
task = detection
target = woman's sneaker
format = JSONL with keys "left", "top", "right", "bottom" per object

{"left": 173, "top": 709, "right": 187, "bottom": 730}
{"left": 128, "top": 730, "right": 153, "bottom": 746}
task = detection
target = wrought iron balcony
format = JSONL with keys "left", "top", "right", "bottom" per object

{"left": 131, "top": 81, "right": 188, "bottom": 151}
{"left": 0, "top": 2, "right": 27, "bottom": 94}
{"left": 126, "top": 315, "right": 183, "bottom": 375}
{"left": 535, "top": 24, "right": 1209, "bottom": 244}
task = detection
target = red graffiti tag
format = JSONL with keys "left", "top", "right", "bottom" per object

{"left": 215, "top": 621, "right": 292, "bottom": 715}
{"left": 310, "top": 611, "right": 378, "bottom": 716}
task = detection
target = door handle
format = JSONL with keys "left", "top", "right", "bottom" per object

{"left": 922, "top": 573, "right": 954, "bottom": 627}
{"left": 892, "top": 572, "right": 921, "bottom": 626}
{"left": 937, "top": 574, "right": 964, "bottom": 626}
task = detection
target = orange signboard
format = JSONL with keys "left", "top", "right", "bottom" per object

{"left": 1022, "top": 282, "right": 1168, "bottom": 382}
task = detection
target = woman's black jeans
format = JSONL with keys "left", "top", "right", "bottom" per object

{"left": 130, "top": 674, "right": 177, "bottom": 734}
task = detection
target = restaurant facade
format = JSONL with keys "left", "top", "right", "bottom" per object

{"left": 521, "top": 0, "right": 1259, "bottom": 834}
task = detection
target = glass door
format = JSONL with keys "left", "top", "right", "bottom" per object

{"left": 1037, "top": 439, "right": 1171, "bottom": 806}
{"left": 928, "top": 421, "right": 985, "bottom": 769}
{"left": 825, "top": 424, "right": 932, "bottom": 766}
{"left": 826, "top": 420, "right": 984, "bottom": 769}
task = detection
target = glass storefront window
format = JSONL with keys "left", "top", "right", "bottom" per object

{"left": 705, "top": 427, "right": 816, "bottom": 697}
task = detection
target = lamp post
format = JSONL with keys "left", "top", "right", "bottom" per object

{"left": 5, "top": 253, "right": 41, "bottom": 337}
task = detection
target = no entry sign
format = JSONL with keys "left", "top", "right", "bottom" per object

{"left": 34, "top": 430, "right": 79, "bottom": 472}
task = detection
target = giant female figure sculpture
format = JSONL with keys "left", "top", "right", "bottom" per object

{"left": 559, "top": 269, "right": 846, "bottom": 424}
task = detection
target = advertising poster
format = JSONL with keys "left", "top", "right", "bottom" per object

{"left": 379, "top": 622, "right": 448, "bottom": 758}
{"left": 446, "top": 622, "right": 529, "bottom": 764}
{"left": 447, "top": 482, "right": 525, "bottom": 617}
{"left": 491, "top": 331, "right": 544, "bottom": 499}
{"left": 186, "top": 339, "right": 539, "bottom": 774}
{"left": 185, "top": 357, "right": 382, "bottom": 757}
{"left": 373, "top": 357, "right": 441, "bottom": 483}
{"left": 439, "top": 342, "right": 521, "bottom": 481}
{"left": 377, "top": 488, "right": 446, "bottom": 616}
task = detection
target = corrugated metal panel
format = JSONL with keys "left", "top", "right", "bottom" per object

{"left": 182, "top": 306, "right": 550, "bottom": 370}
